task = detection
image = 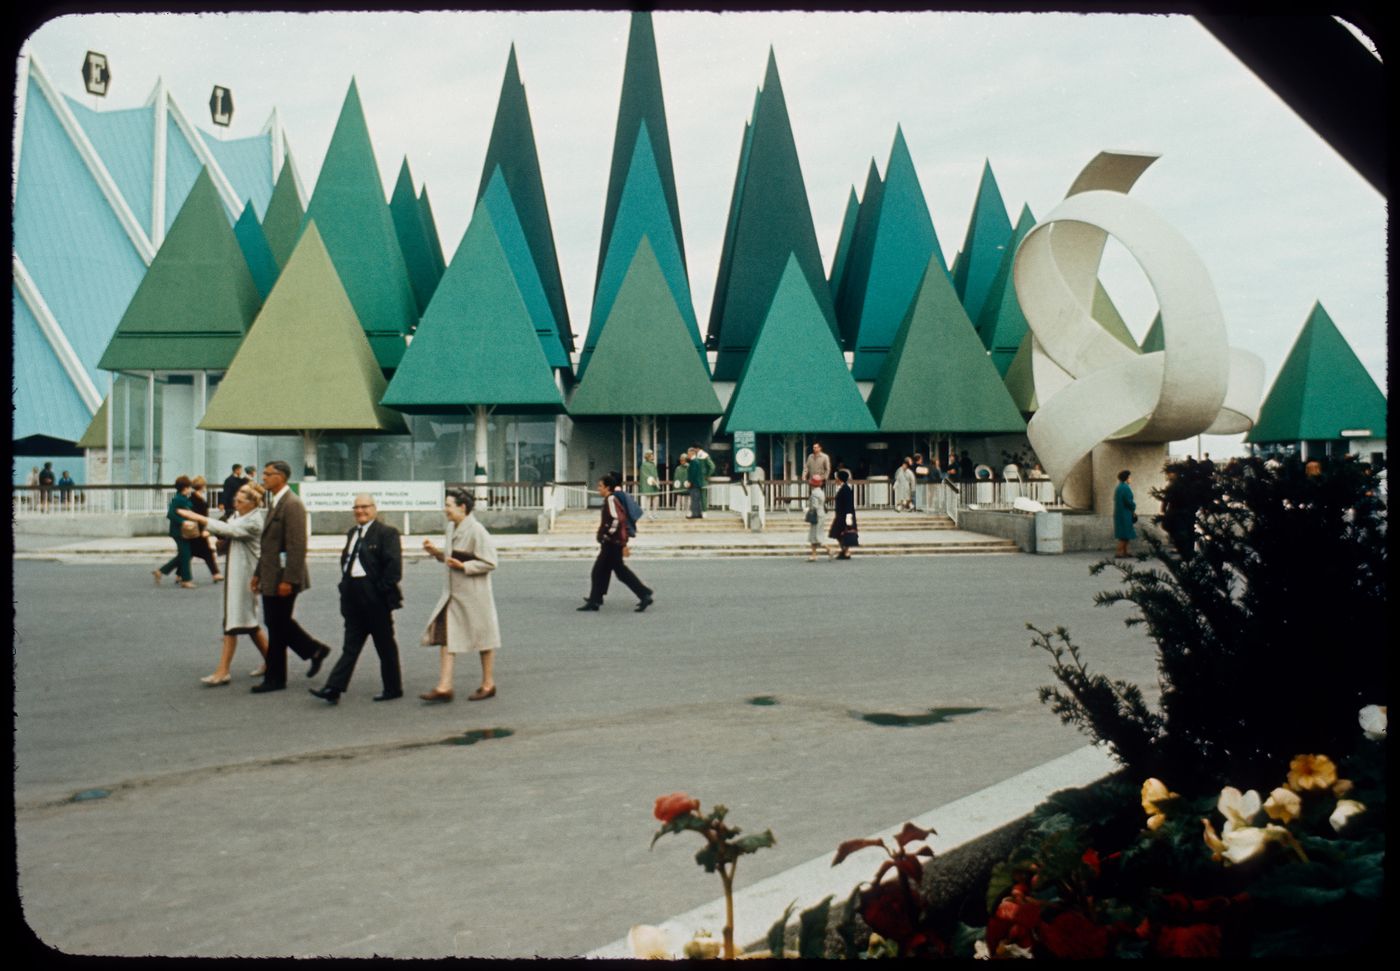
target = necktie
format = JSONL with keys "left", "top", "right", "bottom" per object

{"left": 344, "top": 525, "right": 364, "bottom": 576}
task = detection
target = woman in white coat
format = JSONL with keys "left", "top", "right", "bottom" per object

{"left": 420, "top": 488, "right": 500, "bottom": 703}
{"left": 177, "top": 481, "right": 270, "bottom": 685}
{"left": 893, "top": 457, "right": 916, "bottom": 512}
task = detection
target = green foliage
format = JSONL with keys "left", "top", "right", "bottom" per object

{"left": 1035, "top": 454, "right": 1387, "bottom": 793}
{"left": 797, "top": 895, "right": 833, "bottom": 958}
{"left": 766, "top": 901, "right": 796, "bottom": 958}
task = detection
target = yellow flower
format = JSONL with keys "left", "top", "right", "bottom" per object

{"left": 1331, "top": 777, "right": 1355, "bottom": 797}
{"left": 1329, "top": 799, "right": 1366, "bottom": 832}
{"left": 1216, "top": 786, "right": 1261, "bottom": 833}
{"left": 628, "top": 924, "right": 672, "bottom": 959}
{"left": 1262, "top": 787, "right": 1301, "bottom": 823}
{"left": 1141, "top": 778, "right": 1175, "bottom": 816}
{"left": 1286, "top": 754, "right": 1338, "bottom": 792}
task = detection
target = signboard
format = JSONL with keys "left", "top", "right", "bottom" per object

{"left": 297, "top": 480, "right": 443, "bottom": 513}
{"left": 209, "top": 85, "right": 234, "bottom": 126}
{"left": 82, "top": 51, "right": 111, "bottom": 97}
{"left": 732, "top": 430, "right": 756, "bottom": 473}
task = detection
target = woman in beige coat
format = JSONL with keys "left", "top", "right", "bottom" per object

{"left": 420, "top": 488, "right": 500, "bottom": 703}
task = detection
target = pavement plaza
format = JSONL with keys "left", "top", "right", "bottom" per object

{"left": 14, "top": 550, "right": 1157, "bottom": 958}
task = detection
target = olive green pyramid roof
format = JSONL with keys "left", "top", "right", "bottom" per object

{"left": 390, "top": 158, "right": 443, "bottom": 315}
{"left": 98, "top": 168, "right": 260, "bottom": 371}
{"left": 77, "top": 395, "right": 108, "bottom": 449}
{"left": 1247, "top": 302, "right": 1386, "bottom": 443}
{"left": 951, "top": 159, "right": 1013, "bottom": 325}
{"left": 722, "top": 255, "right": 875, "bottom": 434}
{"left": 570, "top": 238, "right": 721, "bottom": 417}
{"left": 475, "top": 46, "right": 573, "bottom": 354}
{"left": 301, "top": 79, "right": 417, "bottom": 368}
{"left": 867, "top": 254, "right": 1025, "bottom": 434}
{"left": 975, "top": 203, "right": 1037, "bottom": 376}
{"left": 708, "top": 50, "right": 838, "bottom": 380}
{"left": 381, "top": 198, "right": 564, "bottom": 415}
{"left": 261, "top": 155, "right": 304, "bottom": 269}
{"left": 234, "top": 200, "right": 278, "bottom": 300}
{"left": 198, "top": 221, "right": 406, "bottom": 434}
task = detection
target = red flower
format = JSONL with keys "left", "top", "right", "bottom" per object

{"left": 653, "top": 792, "right": 700, "bottom": 824}
{"left": 1155, "top": 923, "right": 1222, "bottom": 958}
{"left": 1081, "top": 848, "right": 1102, "bottom": 877}
{"left": 1040, "top": 911, "right": 1110, "bottom": 959}
{"left": 986, "top": 892, "right": 1042, "bottom": 953}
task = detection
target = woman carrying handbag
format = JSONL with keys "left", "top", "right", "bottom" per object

{"left": 154, "top": 476, "right": 197, "bottom": 588}
{"left": 827, "top": 468, "right": 859, "bottom": 560}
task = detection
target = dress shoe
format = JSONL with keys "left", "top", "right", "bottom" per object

{"left": 419, "top": 688, "right": 454, "bottom": 703}
{"left": 635, "top": 593, "right": 654, "bottom": 612}
{"left": 467, "top": 686, "right": 496, "bottom": 701}
{"left": 199, "top": 673, "right": 231, "bottom": 686}
{"left": 307, "top": 644, "right": 331, "bottom": 678}
{"left": 576, "top": 601, "right": 601, "bottom": 611}
{"left": 250, "top": 682, "right": 285, "bottom": 694}
{"left": 308, "top": 686, "right": 340, "bottom": 705}
{"left": 372, "top": 691, "right": 403, "bottom": 702}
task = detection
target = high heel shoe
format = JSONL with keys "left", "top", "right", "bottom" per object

{"left": 200, "top": 673, "right": 231, "bottom": 686}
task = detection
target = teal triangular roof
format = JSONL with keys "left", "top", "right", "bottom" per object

{"left": 581, "top": 122, "right": 703, "bottom": 378}
{"left": 381, "top": 198, "right": 564, "bottom": 415}
{"left": 301, "top": 79, "right": 417, "bottom": 368}
{"left": 708, "top": 50, "right": 838, "bottom": 380}
{"left": 828, "top": 186, "right": 860, "bottom": 295}
{"left": 390, "top": 158, "right": 443, "bottom": 315}
{"left": 952, "top": 159, "right": 1014, "bottom": 325}
{"left": 975, "top": 203, "right": 1037, "bottom": 375}
{"left": 570, "top": 238, "right": 721, "bottom": 417}
{"left": 1247, "top": 302, "right": 1386, "bottom": 443}
{"left": 480, "top": 166, "right": 571, "bottom": 369}
{"left": 596, "top": 11, "right": 687, "bottom": 288}
{"left": 867, "top": 253, "right": 1026, "bottom": 434}
{"left": 262, "top": 155, "right": 303, "bottom": 269}
{"left": 722, "top": 256, "right": 876, "bottom": 434}
{"left": 199, "top": 221, "right": 406, "bottom": 434}
{"left": 98, "top": 168, "right": 260, "bottom": 371}
{"left": 846, "top": 127, "right": 944, "bottom": 379}
{"left": 234, "top": 200, "right": 278, "bottom": 300}
{"left": 834, "top": 159, "right": 884, "bottom": 349}
{"left": 475, "top": 46, "right": 573, "bottom": 354}
{"left": 418, "top": 187, "right": 447, "bottom": 278}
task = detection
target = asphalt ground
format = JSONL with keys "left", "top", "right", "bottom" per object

{"left": 14, "top": 551, "right": 1158, "bottom": 958}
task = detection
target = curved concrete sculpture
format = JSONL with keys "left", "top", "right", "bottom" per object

{"left": 1013, "top": 151, "right": 1263, "bottom": 509}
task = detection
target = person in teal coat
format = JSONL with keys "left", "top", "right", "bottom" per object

{"left": 1113, "top": 469, "right": 1136, "bottom": 558}
{"left": 154, "top": 475, "right": 197, "bottom": 587}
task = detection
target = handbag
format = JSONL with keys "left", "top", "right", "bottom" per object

{"left": 180, "top": 520, "right": 201, "bottom": 539}
{"left": 804, "top": 507, "right": 818, "bottom": 524}
{"left": 839, "top": 529, "right": 860, "bottom": 548}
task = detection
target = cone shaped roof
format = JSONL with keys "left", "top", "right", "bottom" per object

{"left": 582, "top": 122, "right": 702, "bottom": 377}
{"left": 570, "top": 238, "right": 721, "bottom": 417}
{"left": 76, "top": 395, "right": 109, "bottom": 449}
{"left": 867, "top": 254, "right": 1026, "bottom": 433}
{"left": 847, "top": 127, "right": 944, "bottom": 379}
{"left": 975, "top": 203, "right": 1037, "bottom": 375}
{"left": 827, "top": 186, "right": 860, "bottom": 295}
{"left": 417, "top": 187, "right": 447, "bottom": 278}
{"left": 1247, "top": 302, "right": 1386, "bottom": 442}
{"left": 834, "top": 158, "right": 884, "bottom": 348}
{"left": 199, "top": 221, "right": 406, "bottom": 434}
{"left": 708, "top": 51, "right": 838, "bottom": 380}
{"left": 381, "top": 198, "right": 564, "bottom": 415}
{"left": 390, "top": 158, "right": 443, "bottom": 315}
{"left": 952, "top": 159, "right": 1013, "bottom": 324}
{"left": 301, "top": 79, "right": 417, "bottom": 368}
{"left": 261, "top": 155, "right": 304, "bottom": 268}
{"left": 98, "top": 168, "right": 260, "bottom": 371}
{"left": 474, "top": 47, "right": 573, "bottom": 354}
{"left": 722, "top": 255, "right": 875, "bottom": 434}
{"left": 234, "top": 200, "right": 278, "bottom": 300}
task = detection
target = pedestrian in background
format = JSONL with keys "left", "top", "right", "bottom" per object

{"left": 639, "top": 450, "right": 660, "bottom": 512}
{"left": 188, "top": 476, "right": 224, "bottom": 583}
{"left": 177, "top": 481, "right": 269, "bottom": 684}
{"left": 57, "top": 470, "right": 75, "bottom": 507}
{"left": 685, "top": 445, "right": 714, "bottom": 519}
{"left": 828, "top": 468, "right": 858, "bottom": 560}
{"left": 219, "top": 463, "right": 245, "bottom": 519}
{"left": 894, "top": 457, "right": 916, "bottom": 512}
{"left": 803, "top": 442, "right": 832, "bottom": 484}
{"left": 38, "top": 462, "right": 56, "bottom": 510}
{"left": 579, "top": 473, "right": 653, "bottom": 612}
{"left": 1114, "top": 469, "right": 1136, "bottom": 558}
{"left": 805, "top": 475, "right": 829, "bottom": 561}
{"left": 420, "top": 488, "right": 500, "bottom": 703}
{"left": 673, "top": 452, "right": 692, "bottom": 514}
{"left": 154, "top": 475, "right": 197, "bottom": 588}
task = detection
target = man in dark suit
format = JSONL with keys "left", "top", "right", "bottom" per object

{"left": 250, "top": 460, "right": 331, "bottom": 693}
{"left": 219, "top": 464, "right": 245, "bottom": 518}
{"left": 310, "top": 494, "right": 404, "bottom": 704}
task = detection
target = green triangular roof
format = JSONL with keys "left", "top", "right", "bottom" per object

{"left": 867, "top": 254, "right": 1026, "bottom": 434}
{"left": 570, "top": 238, "right": 721, "bottom": 417}
{"left": 846, "top": 127, "right": 944, "bottom": 379}
{"left": 1092, "top": 281, "right": 1140, "bottom": 351}
{"left": 261, "top": 155, "right": 304, "bottom": 269}
{"left": 98, "top": 168, "right": 260, "bottom": 371}
{"left": 1139, "top": 312, "right": 1164, "bottom": 354}
{"left": 828, "top": 186, "right": 860, "bottom": 294}
{"left": 390, "top": 158, "right": 443, "bottom": 315}
{"left": 709, "top": 50, "right": 839, "bottom": 380}
{"left": 234, "top": 200, "right": 278, "bottom": 300}
{"left": 596, "top": 11, "right": 687, "bottom": 289}
{"left": 975, "top": 203, "right": 1037, "bottom": 375}
{"left": 722, "top": 255, "right": 876, "bottom": 434}
{"left": 582, "top": 122, "right": 702, "bottom": 378}
{"left": 951, "top": 159, "right": 1014, "bottom": 325}
{"left": 301, "top": 78, "right": 417, "bottom": 368}
{"left": 418, "top": 187, "right": 447, "bottom": 278}
{"left": 475, "top": 46, "right": 573, "bottom": 354}
{"left": 1247, "top": 302, "right": 1386, "bottom": 443}
{"left": 1003, "top": 330, "right": 1038, "bottom": 414}
{"left": 77, "top": 395, "right": 108, "bottom": 449}
{"left": 834, "top": 159, "right": 884, "bottom": 349}
{"left": 199, "top": 221, "right": 406, "bottom": 434}
{"left": 381, "top": 198, "right": 564, "bottom": 415}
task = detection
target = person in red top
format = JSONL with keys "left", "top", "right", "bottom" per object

{"left": 578, "top": 472, "right": 654, "bottom": 612}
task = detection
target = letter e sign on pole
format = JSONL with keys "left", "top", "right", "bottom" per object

{"left": 209, "top": 85, "right": 234, "bottom": 127}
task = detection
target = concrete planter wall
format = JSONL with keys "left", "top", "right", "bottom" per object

{"left": 957, "top": 509, "right": 1165, "bottom": 553}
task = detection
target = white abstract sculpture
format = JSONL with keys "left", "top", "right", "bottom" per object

{"left": 1013, "top": 151, "right": 1264, "bottom": 510}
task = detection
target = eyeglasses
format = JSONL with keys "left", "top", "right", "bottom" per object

{"left": 352, "top": 504, "right": 375, "bottom": 510}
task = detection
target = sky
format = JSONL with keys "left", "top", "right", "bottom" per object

{"left": 18, "top": 10, "right": 1388, "bottom": 456}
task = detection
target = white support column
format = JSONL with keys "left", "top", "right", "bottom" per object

{"left": 150, "top": 78, "right": 167, "bottom": 247}
{"left": 302, "top": 429, "right": 319, "bottom": 481}
{"left": 474, "top": 404, "right": 489, "bottom": 501}
{"left": 105, "top": 372, "right": 114, "bottom": 484}
{"left": 193, "top": 371, "right": 207, "bottom": 478}
{"left": 144, "top": 372, "right": 155, "bottom": 483}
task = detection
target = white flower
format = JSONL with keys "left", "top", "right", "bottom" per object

{"left": 1217, "top": 786, "right": 1261, "bottom": 834}
{"left": 974, "top": 939, "right": 991, "bottom": 960}
{"left": 1262, "top": 787, "right": 1301, "bottom": 823}
{"left": 1329, "top": 799, "right": 1367, "bottom": 832}
{"left": 1359, "top": 705, "right": 1387, "bottom": 741}
{"left": 1223, "top": 823, "right": 1292, "bottom": 864}
{"left": 628, "top": 924, "right": 672, "bottom": 959}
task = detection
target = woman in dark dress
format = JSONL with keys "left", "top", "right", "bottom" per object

{"left": 827, "top": 468, "right": 858, "bottom": 560}
{"left": 154, "top": 476, "right": 197, "bottom": 588}
{"left": 187, "top": 475, "right": 224, "bottom": 582}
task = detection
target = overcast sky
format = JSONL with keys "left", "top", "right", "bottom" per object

{"left": 19, "top": 11, "right": 1387, "bottom": 454}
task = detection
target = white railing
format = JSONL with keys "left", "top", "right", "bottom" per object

{"left": 955, "top": 478, "right": 1061, "bottom": 509}
{"left": 13, "top": 485, "right": 173, "bottom": 517}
